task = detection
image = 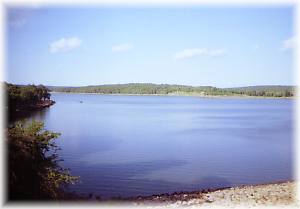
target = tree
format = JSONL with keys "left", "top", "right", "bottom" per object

{"left": 8, "top": 120, "right": 78, "bottom": 200}
{"left": 6, "top": 83, "right": 53, "bottom": 113}
{"left": 37, "top": 85, "right": 51, "bottom": 100}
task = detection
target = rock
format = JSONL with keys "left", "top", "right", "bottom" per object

{"left": 133, "top": 181, "right": 296, "bottom": 207}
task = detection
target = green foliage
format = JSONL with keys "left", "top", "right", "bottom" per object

{"left": 8, "top": 120, "right": 78, "bottom": 200}
{"left": 5, "top": 83, "right": 52, "bottom": 111}
{"left": 49, "top": 83, "right": 295, "bottom": 98}
{"left": 225, "top": 86, "right": 295, "bottom": 97}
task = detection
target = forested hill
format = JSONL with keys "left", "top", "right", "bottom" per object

{"left": 48, "top": 83, "right": 295, "bottom": 97}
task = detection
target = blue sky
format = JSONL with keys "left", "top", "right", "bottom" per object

{"left": 6, "top": 6, "right": 295, "bottom": 87}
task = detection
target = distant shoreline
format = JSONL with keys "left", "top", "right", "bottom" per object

{"left": 50, "top": 91, "right": 294, "bottom": 99}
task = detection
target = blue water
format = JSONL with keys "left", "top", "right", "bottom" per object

{"left": 27, "top": 93, "right": 294, "bottom": 198}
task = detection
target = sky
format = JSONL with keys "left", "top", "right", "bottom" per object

{"left": 6, "top": 6, "right": 295, "bottom": 87}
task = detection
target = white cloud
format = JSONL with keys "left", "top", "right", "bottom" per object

{"left": 50, "top": 37, "right": 82, "bottom": 53}
{"left": 174, "top": 48, "right": 208, "bottom": 60}
{"left": 282, "top": 36, "right": 296, "bottom": 51}
{"left": 112, "top": 43, "right": 133, "bottom": 53}
{"left": 174, "top": 48, "right": 226, "bottom": 60}
{"left": 209, "top": 49, "right": 226, "bottom": 57}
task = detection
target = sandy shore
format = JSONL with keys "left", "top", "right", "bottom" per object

{"left": 131, "top": 181, "right": 297, "bottom": 207}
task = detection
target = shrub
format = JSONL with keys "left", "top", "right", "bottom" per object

{"left": 7, "top": 120, "right": 78, "bottom": 200}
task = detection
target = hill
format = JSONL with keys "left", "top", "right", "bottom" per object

{"left": 47, "top": 83, "right": 295, "bottom": 97}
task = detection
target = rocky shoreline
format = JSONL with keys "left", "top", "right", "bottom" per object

{"left": 35, "top": 99, "right": 55, "bottom": 109}
{"left": 130, "top": 181, "right": 297, "bottom": 207}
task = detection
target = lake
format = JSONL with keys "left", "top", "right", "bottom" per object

{"left": 25, "top": 93, "right": 294, "bottom": 199}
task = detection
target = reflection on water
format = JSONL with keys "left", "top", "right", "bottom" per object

{"left": 23, "top": 93, "right": 293, "bottom": 198}
{"left": 8, "top": 108, "right": 49, "bottom": 126}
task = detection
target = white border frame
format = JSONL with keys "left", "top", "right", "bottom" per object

{"left": 0, "top": 1, "right": 298, "bottom": 209}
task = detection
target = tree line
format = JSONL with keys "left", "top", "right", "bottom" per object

{"left": 49, "top": 83, "right": 295, "bottom": 97}
{"left": 5, "top": 83, "right": 81, "bottom": 200}
{"left": 5, "top": 82, "right": 51, "bottom": 112}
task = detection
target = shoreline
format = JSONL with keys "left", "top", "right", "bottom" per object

{"left": 50, "top": 91, "right": 294, "bottom": 99}
{"left": 77, "top": 180, "right": 295, "bottom": 203}
{"left": 8, "top": 99, "right": 55, "bottom": 124}
{"left": 12, "top": 99, "right": 55, "bottom": 112}
{"left": 125, "top": 180, "right": 296, "bottom": 206}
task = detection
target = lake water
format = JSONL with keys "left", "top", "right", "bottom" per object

{"left": 25, "top": 93, "right": 294, "bottom": 198}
